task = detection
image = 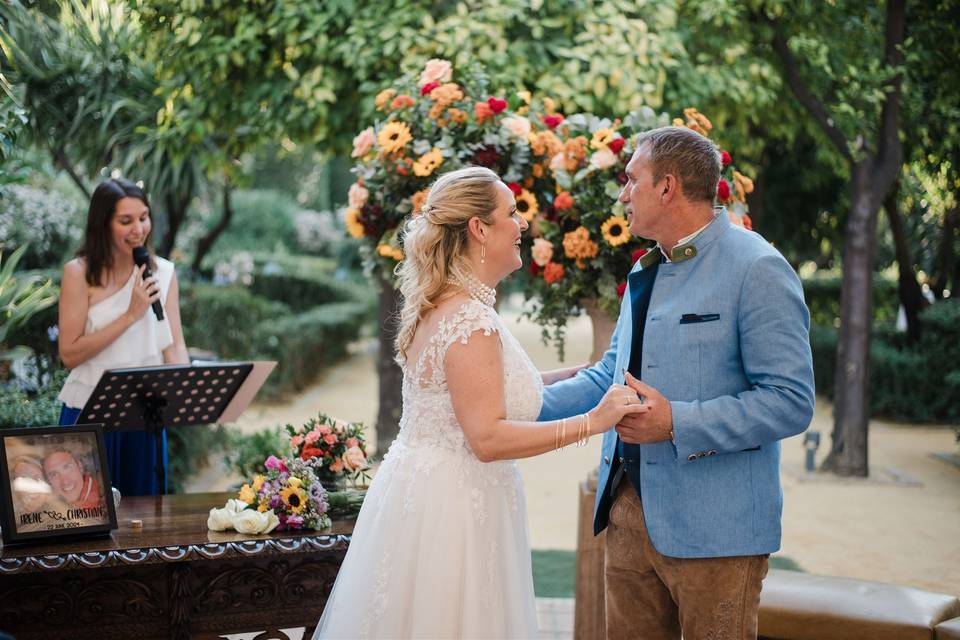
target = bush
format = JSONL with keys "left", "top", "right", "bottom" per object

{"left": 223, "top": 425, "right": 286, "bottom": 482}
{"left": 248, "top": 271, "right": 365, "bottom": 312}
{"left": 0, "top": 184, "right": 83, "bottom": 269}
{"left": 252, "top": 301, "right": 369, "bottom": 397}
{"left": 809, "top": 299, "right": 960, "bottom": 424}
{"left": 179, "top": 282, "right": 291, "bottom": 358}
{"left": 0, "top": 370, "right": 68, "bottom": 428}
{"left": 167, "top": 422, "right": 226, "bottom": 494}
{"left": 802, "top": 272, "right": 899, "bottom": 326}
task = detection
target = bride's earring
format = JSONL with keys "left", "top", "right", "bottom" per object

{"left": 480, "top": 243, "right": 486, "bottom": 264}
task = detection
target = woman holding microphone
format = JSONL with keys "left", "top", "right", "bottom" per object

{"left": 58, "top": 178, "right": 188, "bottom": 496}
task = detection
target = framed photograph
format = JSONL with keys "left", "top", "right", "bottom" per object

{"left": 0, "top": 424, "right": 118, "bottom": 545}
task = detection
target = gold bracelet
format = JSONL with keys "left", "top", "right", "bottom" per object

{"left": 578, "top": 414, "right": 587, "bottom": 447}
{"left": 561, "top": 417, "right": 567, "bottom": 450}
{"left": 555, "top": 418, "right": 561, "bottom": 452}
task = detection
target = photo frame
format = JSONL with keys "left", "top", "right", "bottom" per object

{"left": 0, "top": 424, "right": 117, "bottom": 545}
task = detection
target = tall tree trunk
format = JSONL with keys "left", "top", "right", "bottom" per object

{"left": 375, "top": 276, "right": 403, "bottom": 455}
{"left": 884, "top": 182, "right": 928, "bottom": 341}
{"left": 821, "top": 164, "right": 880, "bottom": 477}
{"left": 50, "top": 145, "right": 90, "bottom": 200}
{"left": 158, "top": 191, "right": 190, "bottom": 258}
{"left": 930, "top": 203, "right": 958, "bottom": 299}
{"left": 191, "top": 180, "right": 233, "bottom": 273}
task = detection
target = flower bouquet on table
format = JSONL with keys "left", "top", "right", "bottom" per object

{"left": 285, "top": 413, "right": 371, "bottom": 488}
{"left": 346, "top": 58, "right": 535, "bottom": 281}
{"left": 207, "top": 455, "right": 331, "bottom": 534}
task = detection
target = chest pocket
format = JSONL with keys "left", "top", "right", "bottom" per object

{"left": 678, "top": 314, "right": 726, "bottom": 400}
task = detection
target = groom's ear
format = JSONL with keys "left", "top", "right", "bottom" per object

{"left": 660, "top": 174, "right": 679, "bottom": 204}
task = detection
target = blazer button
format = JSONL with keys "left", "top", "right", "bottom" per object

{"left": 604, "top": 456, "right": 610, "bottom": 465}
{"left": 684, "top": 247, "right": 693, "bottom": 256}
{"left": 707, "top": 450, "right": 717, "bottom": 456}
{"left": 687, "top": 454, "right": 697, "bottom": 462}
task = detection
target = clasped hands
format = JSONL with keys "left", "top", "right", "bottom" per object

{"left": 616, "top": 370, "right": 674, "bottom": 445}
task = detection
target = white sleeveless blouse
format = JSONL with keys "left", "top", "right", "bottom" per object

{"left": 58, "top": 257, "right": 175, "bottom": 408}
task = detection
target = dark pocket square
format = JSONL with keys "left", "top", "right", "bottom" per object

{"left": 679, "top": 313, "right": 720, "bottom": 324}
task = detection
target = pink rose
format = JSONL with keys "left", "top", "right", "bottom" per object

{"left": 348, "top": 182, "right": 369, "bottom": 209}
{"left": 346, "top": 437, "right": 359, "bottom": 448}
{"left": 290, "top": 435, "right": 304, "bottom": 448}
{"left": 418, "top": 59, "right": 453, "bottom": 87}
{"left": 502, "top": 115, "right": 531, "bottom": 138}
{"left": 304, "top": 430, "right": 321, "bottom": 445}
{"left": 342, "top": 446, "right": 367, "bottom": 471}
{"left": 323, "top": 434, "right": 338, "bottom": 446}
{"left": 549, "top": 152, "right": 566, "bottom": 172}
{"left": 351, "top": 127, "right": 375, "bottom": 158}
{"left": 531, "top": 238, "right": 553, "bottom": 267}
{"left": 318, "top": 425, "right": 332, "bottom": 435}
{"left": 590, "top": 148, "right": 617, "bottom": 170}
{"left": 329, "top": 457, "right": 345, "bottom": 473}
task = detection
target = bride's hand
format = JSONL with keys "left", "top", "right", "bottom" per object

{"left": 541, "top": 362, "right": 590, "bottom": 385}
{"left": 588, "top": 384, "right": 651, "bottom": 432}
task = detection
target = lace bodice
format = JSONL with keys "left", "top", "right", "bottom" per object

{"left": 394, "top": 299, "right": 544, "bottom": 456}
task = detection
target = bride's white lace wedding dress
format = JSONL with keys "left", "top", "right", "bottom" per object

{"left": 313, "top": 299, "right": 542, "bottom": 639}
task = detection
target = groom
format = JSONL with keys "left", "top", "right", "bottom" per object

{"left": 540, "top": 126, "right": 815, "bottom": 639}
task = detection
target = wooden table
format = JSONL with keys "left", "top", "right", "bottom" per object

{"left": 0, "top": 492, "right": 354, "bottom": 640}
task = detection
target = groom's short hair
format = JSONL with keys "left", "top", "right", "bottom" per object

{"left": 634, "top": 126, "right": 721, "bottom": 204}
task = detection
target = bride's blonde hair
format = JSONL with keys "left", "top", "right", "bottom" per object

{"left": 394, "top": 166, "right": 501, "bottom": 362}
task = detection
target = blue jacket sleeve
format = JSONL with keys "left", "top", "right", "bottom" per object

{"left": 669, "top": 253, "right": 816, "bottom": 461}
{"left": 538, "top": 317, "right": 619, "bottom": 421}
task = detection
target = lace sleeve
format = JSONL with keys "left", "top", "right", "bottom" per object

{"left": 415, "top": 300, "right": 500, "bottom": 388}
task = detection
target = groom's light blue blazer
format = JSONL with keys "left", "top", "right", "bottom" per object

{"left": 539, "top": 212, "right": 815, "bottom": 558}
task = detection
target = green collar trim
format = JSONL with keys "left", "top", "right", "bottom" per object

{"left": 668, "top": 243, "right": 698, "bottom": 263}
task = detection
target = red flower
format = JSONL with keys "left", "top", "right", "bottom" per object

{"left": 554, "top": 191, "right": 574, "bottom": 210}
{"left": 487, "top": 97, "right": 508, "bottom": 113}
{"left": 529, "top": 261, "right": 541, "bottom": 276}
{"left": 616, "top": 282, "right": 627, "bottom": 298}
{"left": 631, "top": 248, "right": 648, "bottom": 264}
{"left": 742, "top": 213, "right": 753, "bottom": 231}
{"left": 608, "top": 137, "right": 626, "bottom": 154}
{"left": 717, "top": 179, "right": 731, "bottom": 201}
{"left": 543, "top": 262, "right": 565, "bottom": 284}
{"left": 507, "top": 182, "right": 523, "bottom": 196}
{"left": 543, "top": 114, "right": 565, "bottom": 129}
{"left": 301, "top": 446, "right": 323, "bottom": 461}
{"left": 421, "top": 81, "right": 440, "bottom": 96}
{"left": 720, "top": 150, "right": 732, "bottom": 167}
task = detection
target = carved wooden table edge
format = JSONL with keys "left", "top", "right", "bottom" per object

{"left": 0, "top": 532, "right": 352, "bottom": 574}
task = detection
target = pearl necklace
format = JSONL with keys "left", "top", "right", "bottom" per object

{"left": 455, "top": 272, "right": 496, "bottom": 307}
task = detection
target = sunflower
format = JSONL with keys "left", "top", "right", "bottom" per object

{"left": 345, "top": 208, "right": 365, "bottom": 238}
{"left": 590, "top": 128, "right": 615, "bottom": 151}
{"left": 413, "top": 148, "right": 444, "bottom": 177}
{"left": 515, "top": 189, "right": 539, "bottom": 222}
{"left": 374, "top": 89, "right": 396, "bottom": 111}
{"left": 377, "top": 244, "right": 404, "bottom": 261}
{"left": 601, "top": 216, "right": 630, "bottom": 246}
{"left": 377, "top": 121, "right": 412, "bottom": 154}
{"left": 280, "top": 485, "right": 307, "bottom": 514}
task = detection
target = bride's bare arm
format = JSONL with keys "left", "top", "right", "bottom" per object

{"left": 541, "top": 363, "right": 590, "bottom": 385}
{"left": 445, "top": 331, "right": 649, "bottom": 462}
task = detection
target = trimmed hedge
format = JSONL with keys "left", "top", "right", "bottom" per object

{"left": 802, "top": 272, "right": 899, "bottom": 327}
{"left": 252, "top": 301, "right": 369, "bottom": 396}
{"left": 809, "top": 299, "right": 960, "bottom": 424}
{"left": 179, "top": 282, "right": 290, "bottom": 358}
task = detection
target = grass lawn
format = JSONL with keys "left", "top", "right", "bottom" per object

{"left": 532, "top": 550, "right": 803, "bottom": 598}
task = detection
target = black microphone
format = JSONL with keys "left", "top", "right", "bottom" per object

{"left": 132, "top": 246, "right": 164, "bottom": 321}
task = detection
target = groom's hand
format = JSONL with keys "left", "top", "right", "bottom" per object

{"left": 616, "top": 372, "right": 674, "bottom": 444}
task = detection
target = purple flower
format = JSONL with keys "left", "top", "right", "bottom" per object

{"left": 309, "top": 482, "right": 328, "bottom": 512}
{"left": 265, "top": 455, "right": 283, "bottom": 471}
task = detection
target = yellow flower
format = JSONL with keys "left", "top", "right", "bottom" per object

{"left": 563, "top": 226, "right": 599, "bottom": 267}
{"left": 672, "top": 117, "right": 685, "bottom": 127}
{"left": 683, "top": 107, "right": 713, "bottom": 132}
{"left": 733, "top": 170, "right": 754, "bottom": 202}
{"left": 543, "top": 97, "right": 557, "bottom": 114}
{"left": 252, "top": 475, "right": 265, "bottom": 491}
{"left": 517, "top": 90, "right": 532, "bottom": 104}
{"left": 375, "top": 89, "right": 396, "bottom": 111}
{"left": 257, "top": 502, "right": 268, "bottom": 512}
{"left": 591, "top": 128, "right": 615, "bottom": 151}
{"left": 377, "top": 244, "right": 404, "bottom": 261}
{"left": 413, "top": 147, "right": 444, "bottom": 177}
{"left": 411, "top": 188, "right": 430, "bottom": 216}
{"left": 377, "top": 121, "right": 412, "bottom": 154}
{"left": 345, "top": 208, "right": 365, "bottom": 238}
{"left": 601, "top": 216, "right": 630, "bottom": 246}
{"left": 238, "top": 483, "right": 256, "bottom": 505}
{"left": 287, "top": 476, "right": 302, "bottom": 488}
{"left": 429, "top": 82, "right": 464, "bottom": 107}
{"left": 515, "top": 189, "right": 539, "bottom": 222}
{"left": 446, "top": 108, "right": 468, "bottom": 124}
{"left": 279, "top": 486, "right": 306, "bottom": 514}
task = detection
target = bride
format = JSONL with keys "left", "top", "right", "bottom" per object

{"left": 314, "top": 166, "right": 649, "bottom": 639}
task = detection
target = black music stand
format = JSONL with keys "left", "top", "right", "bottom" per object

{"left": 78, "top": 361, "right": 276, "bottom": 495}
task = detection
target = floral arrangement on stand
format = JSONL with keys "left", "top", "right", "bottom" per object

{"left": 519, "top": 105, "right": 755, "bottom": 355}
{"left": 345, "top": 58, "right": 535, "bottom": 281}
